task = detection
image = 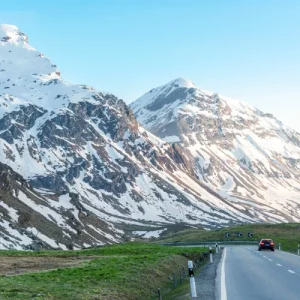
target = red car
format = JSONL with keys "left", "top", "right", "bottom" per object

{"left": 258, "top": 239, "right": 275, "bottom": 251}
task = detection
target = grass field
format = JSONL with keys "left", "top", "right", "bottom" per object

{"left": 0, "top": 243, "right": 207, "bottom": 299}
{"left": 1, "top": 222, "right": 300, "bottom": 299}
{"left": 158, "top": 223, "right": 300, "bottom": 253}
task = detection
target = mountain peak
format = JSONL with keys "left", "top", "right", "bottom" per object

{"left": 0, "top": 24, "right": 28, "bottom": 44}
{"left": 130, "top": 77, "right": 198, "bottom": 114}
{"left": 0, "top": 24, "right": 19, "bottom": 34}
{"left": 170, "top": 78, "right": 196, "bottom": 89}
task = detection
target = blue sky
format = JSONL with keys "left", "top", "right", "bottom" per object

{"left": 1, "top": 0, "right": 300, "bottom": 131}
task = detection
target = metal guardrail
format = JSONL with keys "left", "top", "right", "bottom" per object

{"left": 161, "top": 240, "right": 259, "bottom": 246}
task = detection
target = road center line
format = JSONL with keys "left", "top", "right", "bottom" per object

{"left": 268, "top": 259, "right": 272, "bottom": 261}
{"left": 277, "top": 264, "right": 282, "bottom": 266}
{"left": 288, "top": 270, "right": 295, "bottom": 274}
{"left": 221, "top": 247, "right": 227, "bottom": 300}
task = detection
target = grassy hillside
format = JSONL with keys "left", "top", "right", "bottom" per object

{"left": 158, "top": 223, "right": 300, "bottom": 253}
{"left": 0, "top": 243, "right": 207, "bottom": 299}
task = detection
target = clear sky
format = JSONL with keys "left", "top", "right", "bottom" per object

{"left": 1, "top": 0, "right": 300, "bottom": 131}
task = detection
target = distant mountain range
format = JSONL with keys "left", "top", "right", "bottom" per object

{"left": 0, "top": 24, "right": 299, "bottom": 249}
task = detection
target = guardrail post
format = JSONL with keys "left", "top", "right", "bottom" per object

{"left": 157, "top": 288, "right": 162, "bottom": 300}
{"left": 172, "top": 272, "right": 176, "bottom": 287}
{"left": 215, "top": 242, "right": 219, "bottom": 254}
{"left": 188, "top": 261, "right": 197, "bottom": 298}
{"left": 209, "top": 247, "right": 213, "bottom": 263}
{"left": 279, "top": 243, "right": 281, "bottom": 251}
{"left": 298, "top": 244, "right": 300, "bottom": 256}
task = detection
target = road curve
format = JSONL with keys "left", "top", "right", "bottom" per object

{"left": 219, "top": 246, "right": 300, "bottom": 300}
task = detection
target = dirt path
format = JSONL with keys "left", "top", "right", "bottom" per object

{"left": 0, "top": 256, "right": 99, "bottom": 276}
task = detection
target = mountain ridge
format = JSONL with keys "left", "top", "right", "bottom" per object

{"left": 130, "top": 78, "right": 300, "bottom": 223}
{"left": 1, "top": 24, "right": 299, "bottom": 249}
{"left": 0, "top": 25, "right": 267, "bottom": 249}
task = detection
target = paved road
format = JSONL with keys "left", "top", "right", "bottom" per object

{"left": 218, "top": 246, "right": 300, "bottom": 300}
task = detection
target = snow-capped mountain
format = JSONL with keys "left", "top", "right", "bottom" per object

{"left": 131, "top": 78, "right": 300, "bottom": 222}
{"left": 2, "top": 24, "right": 299, "bottom": 249}
{"left": 0, "top": 25, "right": 268, "bottom": 248}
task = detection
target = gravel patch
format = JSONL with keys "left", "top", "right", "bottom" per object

{"left": 193, "top": 248, "right": 223, "bottom": 300}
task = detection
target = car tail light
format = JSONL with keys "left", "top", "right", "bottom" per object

{"left": 270, "top": 242, "right": 274, "bottom": 246}
{"left": 260, "top": 242, "right": 264, "bottom": 245}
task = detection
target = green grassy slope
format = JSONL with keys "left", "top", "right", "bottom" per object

{"left": 2, "top": 223, "right": 299, "bottom": 299}
{"left": 0, "top": 243, "right": 207, "bottom": 299}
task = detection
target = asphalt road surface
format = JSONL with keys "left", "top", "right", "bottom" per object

{"left": 217, "top": 246, "right": 300, "bottom": 300}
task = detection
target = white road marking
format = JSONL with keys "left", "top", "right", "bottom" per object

{"left": 268, "top": 259, "right": 272, "bottom": 261}
{"left": 282, "top": 251, "right": 300, "bottom": 258}
{"left": 288, "top": 270, "right": 295, "bottom": 274}
{"left": 277, "top": 264, "right": 282, "bottom": 266}
{"left": 263, "top": 256, "right": 266, "bottom": 258}
{"left": 221, "top": 247, "right": 227, "bottom": 300}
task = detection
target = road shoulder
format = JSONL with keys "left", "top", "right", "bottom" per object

{"left": 194, "top": 249, "right": 223, "bottom": 300}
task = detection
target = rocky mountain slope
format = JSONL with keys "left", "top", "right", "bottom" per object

{"left": 131, "top": 78, "right": 300, "bottom": 223}
{"left": 0, "top": 162, "right": 121, "bottom": 250}
{"left": 0, "top": 25, "right": 268, "bottom": 248}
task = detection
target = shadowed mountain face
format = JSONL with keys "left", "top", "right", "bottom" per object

{"left": 0, "top": 162, "right": 121, "bottom": 250}
{"left": 131, "top": 78, "right": 300, "bottom": 223}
